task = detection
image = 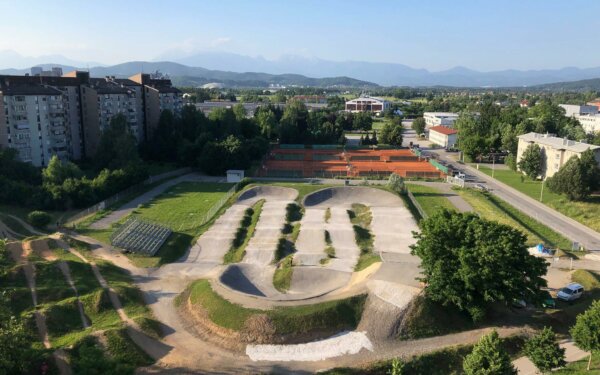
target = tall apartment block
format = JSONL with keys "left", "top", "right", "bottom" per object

{"left": 0, "top": 69, "right": 182, "bottom": 166}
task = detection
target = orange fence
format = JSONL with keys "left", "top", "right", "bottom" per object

{"left": 257, "top": 147, "right": 443, "bottom": 179}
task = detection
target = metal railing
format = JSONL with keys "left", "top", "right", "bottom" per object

{"left": 176, "top": 181, "right": 240, "bottom": 232}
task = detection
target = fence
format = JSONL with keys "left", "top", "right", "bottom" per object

{"left": 67, "top": 168, "right": 191, "bottom": 226}
{"left": 447, "top": 175, "right": 465, "bottom": 188}
{"left": 177, "top": 181, "right": 240, "bottom": 232}
{"left": 406, "top": 189, "right": 427, "bottom": 220}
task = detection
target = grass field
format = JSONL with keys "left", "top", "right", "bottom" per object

{"left": 348, "top": 203, "right": 381, "bottom": 271}
{"left": 185, "top": 279, "right": 366, "bottom": 334}
{"left": 79, "top": 181, "right": 235, "bottom": 267}
{"left": 254, "top": 182, "right": 336, "bottom": 203}
{"left": 224, "top": 200, "right": 263, "bottom": 264}
{"left": 406, "top": 183, "right": 456, "bottom": 217}
{"left": 456, "top": 188, "right": 571, "bottom": 249}
{"left": 478, "top": 166, "right": 600, "bottom": 233}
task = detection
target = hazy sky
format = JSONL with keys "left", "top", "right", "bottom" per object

{"left": 0, "top": 0, "right": 598, "bottom": 71}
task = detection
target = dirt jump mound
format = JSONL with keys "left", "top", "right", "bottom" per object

{"left": 302, "top": 186, "right": 403, "bottom": 207}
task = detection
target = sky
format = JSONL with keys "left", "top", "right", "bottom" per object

{"left": 0, "top": 0, "right": 598, "bottom": 71}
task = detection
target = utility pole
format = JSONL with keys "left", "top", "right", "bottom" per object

{"left": 492, "top": 155, "right": 495, "bottom": 178}
{"left": 539, "top": 178, "right": 545, "bottom": 202}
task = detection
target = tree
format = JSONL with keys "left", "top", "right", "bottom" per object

{"left": 352, "top": 112, "right": 373, "bottom": 131}
{"left": 42, "top": 156, "right": 82, "bottom": 186}
{"left": 0, "top": 316, "right": 42, "bottom": 375}
{"left": 463, "top": 330, "right": 517, "bottom": 375}
{"left": 518, "top": 144, "right": 543, "bottom": 179}
{"left": 380, "top": 122, "right": 403, "bottom": 146}
{"left": 547, "top": 149, "right": 600, "bottom": 201}
{"left": 410, "top": 210, "right": 547, "bottom": 321}
{"left": 256, "top": 109, "right": 277, "bottom": 139}
{"left": 524, "top": 327, "right": 566, "bottom": 372}
{"left": 412, "top": 117, "right": 426, "bottom": 136}
{"left": 571, "top": 300, "right": 600, "bottom": 371}
{"left": 94, "top": 114, "right": 141, "bottom": 170}
{"left": 387, "top": 358, "right": 405, "bottom": 375}
{"left": 388, "top": 173, "right": 405, "bottom": 194}
{"left": 27, "top": 210, "right": 52, "bottom": 228}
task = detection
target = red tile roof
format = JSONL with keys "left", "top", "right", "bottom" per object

{"left": 429, "top": 126, "right": 458, "bottom": 135}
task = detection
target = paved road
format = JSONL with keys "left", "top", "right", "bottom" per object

{"left": 408, "top": 181, "right": 473, "bottom": 212}
{"left": 513, "top": 340, "right": 588, "bottom": 374}
{"left": 433, "top": 153, "right": 600, "bottom": 251}
{"left": 400, "top": 121, "right": 600, "bottom": 251}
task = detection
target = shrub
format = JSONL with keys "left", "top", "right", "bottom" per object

{"left": 27, "top": 210, "right": 52, "bottom": 228}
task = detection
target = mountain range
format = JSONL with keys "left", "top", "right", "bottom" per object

{"left": 1, "top": 50, "right": 600, "bottom": 88}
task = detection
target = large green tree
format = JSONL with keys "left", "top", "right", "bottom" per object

{"left": 412, "top": 117, "right": 426, "bottom": 136}
{"left": 410, "top": 210, "right": 547, "bottom": 321}
{"left": 547, "top": 149, "right": 600, "bottom": 201}
{"left": 463, "top": 330, "right": 517, "bottom": 375}
{"left": 94, "top": 114, "right": 141, "bottom": 170}
{"left": 524, "top": 327, "right": 566, "bottom": 372}
{"left": 42, "top": 155, "right": 82, "bottom": 186}
{"left": 352, "top": 112, "right": 373, "bottom": 131}
{"left": 518, "top": 144, "right": 543, "bottom": 179}
{"left": 380, "top": 121, "right": 403, "bottom": 146}
{"left": 571, "top": 300, "right": 600, "bottom": 371}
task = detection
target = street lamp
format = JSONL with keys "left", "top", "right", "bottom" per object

{"left": 539, "top": 177, "right": 545, "bottom": 202}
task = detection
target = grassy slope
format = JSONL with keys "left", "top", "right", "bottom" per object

{"left": 478, "top": 166, "right": 600, "bottom": 233}
{"left": 186, "top": 279, "right": 365, "bottom": 334}
{"left": 406, "top": 183, "right": 456, "bottom": 217}
{"left": 456, "top": 188, "right": 571, "bottom": 249}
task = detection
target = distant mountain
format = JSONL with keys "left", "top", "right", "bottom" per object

{"left": 531, "top": 78, "right": 600, "bottom": 92}
{"left": 170, "top": 52, "right": 600, "bottom": 87}
{"left": 0, "top": 50, "right": 104, "bottom": 70}
{"left": 0, "top": 60, "right": 376, "bottom": 88}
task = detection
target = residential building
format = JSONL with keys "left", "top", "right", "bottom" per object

{"left": 129, "top": 73, "right": 183, "bottom": 138}
{"left": 345, "top": 97, "right": 390, "bottom": 114}
{"left": 516, "top": 132, "right": 600, "bottom": 178}
{"left": 31, "top": 66, "right": 63, "bottom": 77}
{"left": 587, "top": 99, "right": 600, "bottom": 111}
{"left": 559, "top": 104, "right": 597, "bottom": 117}
{"left": 423, "top": 112, "right": 459, "bottom": 128}
{"left": 575, "top": 114, "right": 600, "bottom": 134}
{"left": 428, "top": 126, "right": 458, "bottom": 148}
{"left": 0, "top": 69, "right": 182, "bottom": 165}
{"left": 520, "top": 99, "right": 530, "bottom": 108}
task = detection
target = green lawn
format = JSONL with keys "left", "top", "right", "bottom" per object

{"left": 184, "top": 279, "right": 366, "bottom": 334}
{"left": 254, "top": 182, "right": 336, "bottom": 203}
{"left": 133, "top": 182, "right": 233, "bottom": 232}
{"left": 406, "top": 183, "right": 456, "bottom": 217}
{"left": 555, "top": 355, "right": 600, "bottom": 374}
{"left": 456, "top": 188, "right": 571, "bottom": 249}
{"left": 478, "top": 166, "right": 600, "bottom": 233}
{"left": 224, "top": 200, "right": 264, "bottom": 264}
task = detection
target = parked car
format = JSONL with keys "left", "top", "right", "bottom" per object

{"left": 540, "top": 290, "right": 556, "bottom": 308}
{"left": 557, "top": 283, "right": 584, "bottom": 302}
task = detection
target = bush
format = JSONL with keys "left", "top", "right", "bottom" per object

{"left": 27, "top": 210, "right": 52, "bottom": 228}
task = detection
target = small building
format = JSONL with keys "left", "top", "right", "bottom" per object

{"left": 520, "top": 99, "right": 530, "bottom": 108}
{"left": 559, "top": 104, "right": 597, "bottom": 117}
{"left": 345, "top": 97, "right": 390, "bottom": 114}
{"left": 587, "top": 99, "right": 600, "bottom": 111}
{"left": 423, "top": 112, "right": 459, "bottom": 128}
{"left": 226, "top": 170, "right": 245, "bottom": 183}
{"left": 516, "top": 132, "right": 600, "bottom": 178}
{"left": 428, "top": 126, "right": 458, "bottom": 148}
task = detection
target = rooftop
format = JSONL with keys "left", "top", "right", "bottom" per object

{"left": 345, "top": 96, "right": 388, "bottom": 104}
{"left": 429, "top": 125, "right": 458, "bottom": 135}
{"left": 423, "top": 112, "right": 460, "bottom": 117}
{"left": 0, "top": 79, "right": 64, "bottom": 96}
{"left": 518, "top": 132, "right": 600, "bottom": 153}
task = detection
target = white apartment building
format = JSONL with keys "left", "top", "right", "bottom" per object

{"left": 428, "top": 125, "right": 458, "bottom": 148}
{"left": 517, "top": 132, "right": 600, "bottom": 178}
{"left": 0, "top": 85, "right": 70, "bottom": 167}
{"left": 423, "top": 112, "right": 459, "bottom": 128}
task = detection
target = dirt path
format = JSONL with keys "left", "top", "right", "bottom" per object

{"left": 6, "top": 214, "right": 47, "bottom": 236}
{"left": 8, "top": 241, "right": 72, "bottom": 375}
{"left": 513, "top": 340, "right": 589, "bottom": 374}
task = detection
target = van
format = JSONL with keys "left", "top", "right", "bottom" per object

{"left": 557, "top": 283, "right": 584, "bottom": 302}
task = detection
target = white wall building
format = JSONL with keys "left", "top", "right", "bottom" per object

{"left": 428, "top": 126, "right": 458, "bottom": 148}
{"left": 517, "top": 132, "right": 600, "bottom": 178}
{"left": 345, "top": 97, "right": 390, "bottom": 113}
{"left": 559, "top": 104, "right": 597, "bottom": 117}
{"left": 423, "top": 112, "right": 459, "bottom": 128}
{"left": 575, "top": 114, "right": 600, "bottom": 134}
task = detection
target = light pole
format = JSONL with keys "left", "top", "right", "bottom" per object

{"left": 492, "top": 155, "right": 495, "bottom": 179}
{"left": 539, "top": 178, "right": 545, "bottom": 202}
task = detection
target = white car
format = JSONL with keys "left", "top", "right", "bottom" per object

{"left": 557, "top": 283, "right": 584, "bottom": 302}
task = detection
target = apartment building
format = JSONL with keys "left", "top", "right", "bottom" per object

{"left": 559, "top": 104, "right": 597, "bottom": 117}
{"left": 428, "top": 125, "right": 458, "bottom": 148}
{"left": 129, "top": 73, "right": 183, "bottom": 138}
{"left": 423, "top": 112, "right": 459, "bottom": 128}
{"left": 0, "top": 70, "right": 182, "bottom": 165}
{"left": 576, "top": 114, "right": 600, "bottom": 134}
{"left": 516, "top": 132, "right": 600, "bottom": 178}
